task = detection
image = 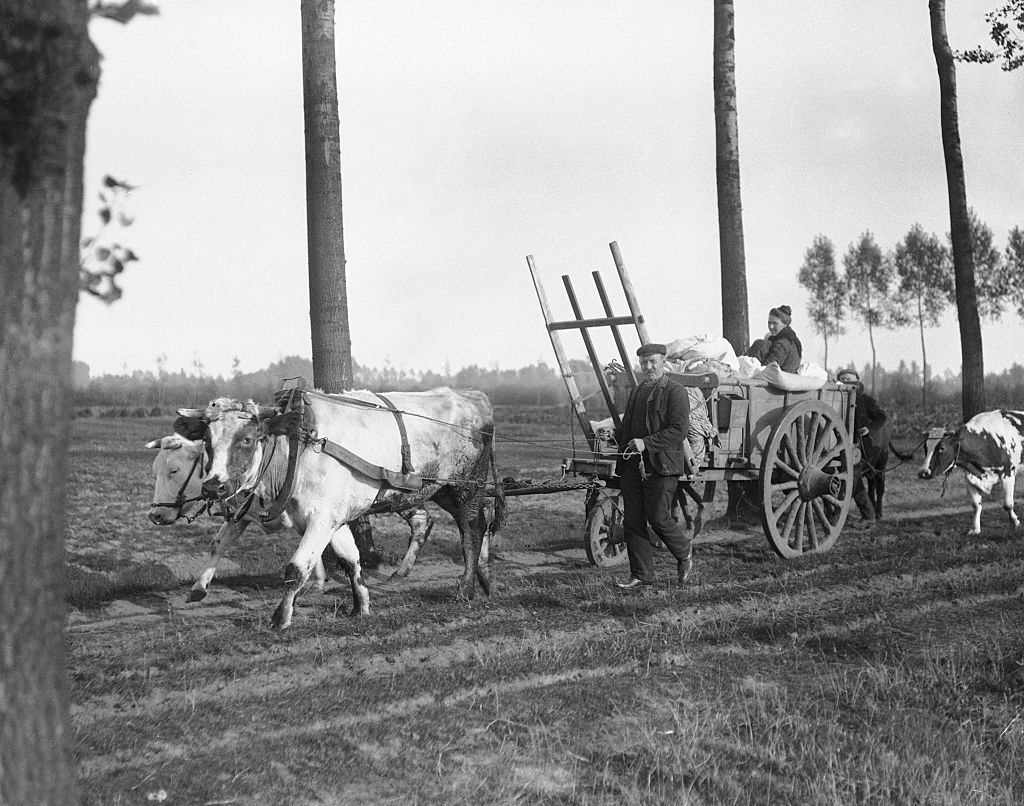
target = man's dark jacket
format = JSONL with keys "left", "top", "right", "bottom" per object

{"left": 615, "top": 374, "right": 691, "bottom": 476}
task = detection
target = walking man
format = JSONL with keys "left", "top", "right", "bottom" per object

{"left": 615, "top": 342, "right": 695, "bottom": 589}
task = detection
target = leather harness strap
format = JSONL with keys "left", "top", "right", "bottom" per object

{"left": 260, "top": 410, "right": 304, "bottom": 523}
{"left": 371, "top": 391, "right": 416, "bottom": 476}
{"left": 313, "top": 437, "right": 423, "bottom": 491}
{"left": 262, "top": 387, "right": 423, "bottom": 522}
{"left": 260, "top": 382, "right": 308, "bottom": 523}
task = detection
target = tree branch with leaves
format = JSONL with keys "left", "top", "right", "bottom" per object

{"left": 797, "top": 235, "right": 845, "bottom": 371}
{"left": 957, "top": 1, "right": 1024, "bottom": 70}
{"left": 844, "top": 231, "right": 894, "bottom": 395}
{"left": 80, "top": 175, "right": 139, "bottom": 302}
{"left": 893, "top": 224, "right": 951, "bottom": 406}
{"left": 963, "top": 208, "right": 1011, "bottom": 320}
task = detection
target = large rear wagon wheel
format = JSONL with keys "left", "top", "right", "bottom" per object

{"left": 584, "top": 489, "right": 628, "bottom": 567}
{"left": 760, "top": 400, "right": 853, "bottom": 558}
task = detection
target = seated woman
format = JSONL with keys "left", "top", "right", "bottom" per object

{"left": 745, "top": 305, "right": 802, "bottom": 373}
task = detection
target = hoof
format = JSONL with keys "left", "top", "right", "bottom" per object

{"left": 270, "top": 604, "right": 291, "bottom": 631}
{"left": 186, "top": 588, "right": 207, "bottom": 603}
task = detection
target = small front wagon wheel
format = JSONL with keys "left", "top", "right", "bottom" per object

{"left": 584, "top": 489, "right": 629, "bottom": 567}
{"left": 760, "top": 400, "right": 853, "bottom": 558}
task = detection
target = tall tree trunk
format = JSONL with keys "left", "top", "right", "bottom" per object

{"left": 823, "top": 332, "right": 829, "bottom": 373}
{"left": 929, "top": 0, "right": 985, "bottom": 419}
{"left": 300, "top": 0, "right": 379, "bottom": 564}
{"left": 713, "top": 0, "right": 750, "bottom": 353}
{"left": 302, "top": 0, "right": 351, "bottom": 392}
{"left": 0, "top": 2, "right": 99, "bottom": 803}
{"left": 868, "top": 323, "right": 877, "bottom": 395}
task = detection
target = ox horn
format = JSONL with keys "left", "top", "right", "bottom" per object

{"left": 177, "top": 407, "right": 207, "bottom": 418}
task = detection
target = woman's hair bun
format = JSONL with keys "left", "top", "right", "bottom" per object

{"left": 778, "top": 304, "right": 791, "bottom": 316}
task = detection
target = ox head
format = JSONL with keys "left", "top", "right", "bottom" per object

{"left": 174, "top": 397, "right": 289, "bottom": 501}
{"left": 918, "top": 426, "right": 958, "bottom": 480}
{"left": 145, "top": 434, "right": 207, "bottom": 524}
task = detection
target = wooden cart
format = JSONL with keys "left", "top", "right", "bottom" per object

{"left": 527, "top": 242, "right": 858, "bottom": 566}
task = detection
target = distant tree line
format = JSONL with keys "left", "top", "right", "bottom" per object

{"left": 74, "top": 354, "right": 1024, "bottom": 426}
{"left": 798, "top": 211, "right": 1024, "bottom": 404}
{"left": 73, "top": 355, "right": 604, "bottom": 413}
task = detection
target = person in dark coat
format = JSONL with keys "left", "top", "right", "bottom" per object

{"left": 837, "top": 368, "right": 890, "bottom": 523}
{"left": 745, "top": 305, "right": 803, "bottom": 373}
{"left": 613, "top": 342, "right": 695, "bottom": 589}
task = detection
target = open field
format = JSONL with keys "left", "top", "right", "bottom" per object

{"left": 67, "top": 413, "right": 1024, "bottom": 805}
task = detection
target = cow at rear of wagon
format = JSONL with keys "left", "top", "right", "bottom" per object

{"left": 175, "top": 387, "right": 505, "bottom": 629}
{"left": 918, "top": 409, "right": 1024, "bottom": 536}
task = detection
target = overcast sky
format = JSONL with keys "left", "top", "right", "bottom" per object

{"left": 76, "top": 1, "right": 1024, "bottom": 381}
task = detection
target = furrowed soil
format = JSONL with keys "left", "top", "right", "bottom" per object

{"left": 67, "top": 414, "right": 1024, "bottom": 805}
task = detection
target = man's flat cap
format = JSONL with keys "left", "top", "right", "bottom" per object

{"left": 636, "top": 343, "right": 667, "bottom": 357}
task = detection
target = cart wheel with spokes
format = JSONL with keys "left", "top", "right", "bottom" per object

{"left": 584, "top": 489, "right": 629, "bottom": 567}
{"left": 759, "top": 399, "right": 853, "bottom": 558}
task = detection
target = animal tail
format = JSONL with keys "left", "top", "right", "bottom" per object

{"left": 889, "top": 442, "right": 916, "bottom": 461}
{"left": 486, "top": 429, "right": 507, "bottom": 536}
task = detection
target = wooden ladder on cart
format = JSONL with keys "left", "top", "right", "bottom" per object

{"left": 526, "top": 241, "right": 649, "bottom": 455}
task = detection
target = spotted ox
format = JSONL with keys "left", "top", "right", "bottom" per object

{"left": 146, "top": 433, "right": 438, "bottom": 602}
{"left": 175, "top": 388, "right": 505, "bottom": 628}
{"left": 918, "top": 410, "right": 1024, "bottom": 535}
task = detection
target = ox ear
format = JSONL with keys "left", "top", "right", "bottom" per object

{"left": 173, "top": 415, "right": 208, "bottom": 441}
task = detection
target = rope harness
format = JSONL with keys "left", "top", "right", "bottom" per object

{"left": 939, "top": 439, "right": 961, "bottom": 498}
{"left": 621, "top": 442, "right": 648, "bottom": 480}
{"left": 854, "top": 432, "right": 929, "bottom": 476}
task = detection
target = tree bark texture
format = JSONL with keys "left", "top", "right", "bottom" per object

{"left": 0, "top": 2, "right": 99, "bottom": 803}
{"left": 713, "top": 0, "right": 749, "bottom": 354}
{"left": 302, "top": 0, "right": 351, "bottom": 393}
{"left": 929, "top": 0, "right": 986, "bottom": 419}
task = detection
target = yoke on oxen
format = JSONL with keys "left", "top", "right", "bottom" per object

{"left": 256, "top": 379, "right": 424, "bottom": 525}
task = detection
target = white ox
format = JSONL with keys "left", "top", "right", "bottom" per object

{"left": 918, "top": 409, "right": 1024, "bottom": 535}
{"left": 175, "top": 388, "right": 505, "bottom": 628}
{"left": 146, "top": 433, "right": 438, "bottom": 602}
